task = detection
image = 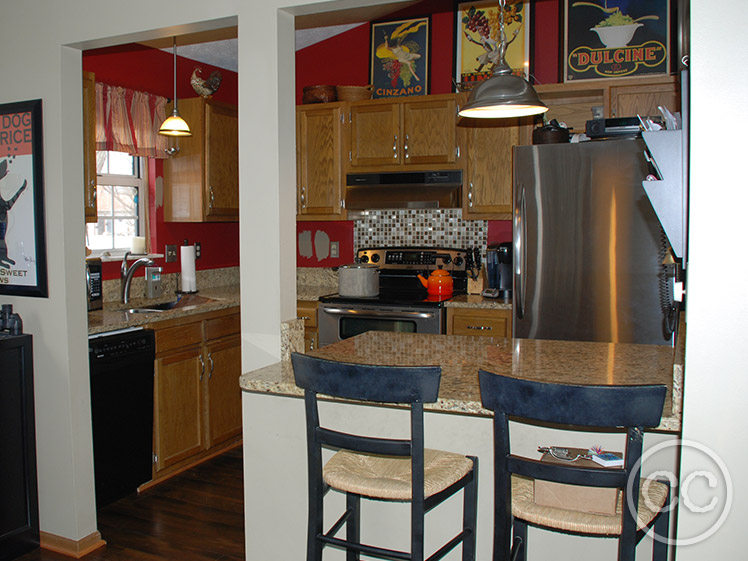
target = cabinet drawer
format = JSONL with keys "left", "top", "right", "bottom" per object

{"left": 205, "top": 313, "right": 240, "bottom": 341}
{"left": 448, "top": 308, "right": 512, "bottom": 338}
{"left": 155, "top": 322, "right": 203, "bottom": 354}
{"left": 297, "top": 301, "right": 318, "bottom": 329}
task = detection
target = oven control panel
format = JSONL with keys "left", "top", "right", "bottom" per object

{"left": 357, "top": 247, "right": 467, "bottom": 271}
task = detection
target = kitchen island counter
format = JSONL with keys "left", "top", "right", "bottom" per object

{"left": 241, "top": 331, "right": 683, "bottom": 561}
{"left": 241, "top": 331, "right": 682, "bottom": 431}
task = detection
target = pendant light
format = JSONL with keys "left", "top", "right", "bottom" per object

{"left": 159, "top": 37, "right": 192, "bottom": 137}
{"left": 458, "top": 0, "right": 548, "bottom": 119}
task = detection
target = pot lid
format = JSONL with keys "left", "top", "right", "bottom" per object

{"left": 340, "top": 263, "right": 378, "bottom": 269}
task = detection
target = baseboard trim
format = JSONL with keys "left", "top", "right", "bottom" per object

{"left": 40, "top": 530, "right": 106, "bottom": 558}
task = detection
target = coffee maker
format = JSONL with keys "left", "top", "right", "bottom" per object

{"left": 485, "top": 242, "right": 512, "bottom": 298}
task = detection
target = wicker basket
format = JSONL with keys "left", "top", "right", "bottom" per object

{"left": 336, "top": 85, "right": 373, "bottom": 101}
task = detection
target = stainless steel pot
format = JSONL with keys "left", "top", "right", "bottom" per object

{"left": 338, "top": 264, "right": 379, "bottom": 297}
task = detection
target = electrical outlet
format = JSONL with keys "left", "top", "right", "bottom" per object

{"left": 195, "top": 242, "right": 201, "bottom": 259}
{"left": 165, "top": 245, "right": 177, "bottom": 263}
{"left": 330, "top": 241, "right": 339, "bottom": 259}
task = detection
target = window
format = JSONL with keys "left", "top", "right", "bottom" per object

{"left": 86, "top": 151, "right": 148, "bottom": 256}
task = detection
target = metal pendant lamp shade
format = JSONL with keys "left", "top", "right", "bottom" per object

{"left": 458, "top": 0, "right": 548, "bottom": 119}
{"left": 458, "top": 63, "right": 548, "bottom": 118}
{"left": 159, "top": 37, "right": 191, "bottom": 137}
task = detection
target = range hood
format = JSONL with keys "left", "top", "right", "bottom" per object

{"left": 345, "top": 170, "right": 462, "bottom": 210}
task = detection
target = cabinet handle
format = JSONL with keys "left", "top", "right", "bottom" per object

{"left": 310, "top": 337, "right": 315, "bottom": 351}
{"left": 90, "top": 183, "right": 97, "bottom": 207}
{"left": 404, "top": 134, "right": 409, "bottom": 159}
{"left": 468, "top": 182, "right": 474, "bottom": 207}
{"left": 199, "top": 354, "right": 205, "bottom": 381}
{"left": 208, "top": 353, "right": 214, "bottom": 379}
{"left": 209, "top": 186, "right": 215, "bottom": 210}
{"left": 300, "top": 187, "right": 306, "bottom": 209}
{"left": 298, "top": 316, "right": 311, "bottom": 321}
{"left": 467, "top": 325, "right": 493, "bottom": 331}
{"left": 393, "top": 135, "right": 398, "bottom": 159}
{"left": 456, "top": 146, "right": 460, "bottom": 159}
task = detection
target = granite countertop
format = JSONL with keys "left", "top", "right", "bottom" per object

{"left": 88, "top": 285, "right": 241, "bottom": 334}
{"left": 444, "top": 294, "right": 512, "bottom": 309}
{"left": 240, "top": 331, "right": 683, "bottom": 432}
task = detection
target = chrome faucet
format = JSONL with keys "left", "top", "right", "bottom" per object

{"left": 121, "top": 251, "right": 154, "bottom": 304}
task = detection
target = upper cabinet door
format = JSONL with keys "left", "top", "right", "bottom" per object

{"left": 204, "top": 101, "right": 239, "bottom": 220}
{"left": 349, "top": 102, "right": 400, "bottom": 167}
{"left": 297, "top": 104, "right": 344, "bottom": 218}
{"left": 401, "top": 97, "right": 457, "bottom": 166}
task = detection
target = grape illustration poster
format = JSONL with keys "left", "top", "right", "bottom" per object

{"left": 0, "top": 99, "right": 47, "bottom": 297}
{"left": 565, "top": 0, "right": 670, "bottom": 81}
{"left": 371, "top": 17, "right": 430, "bottom": 99}
{"left": 455, "top": 1, "right": 530, "bottom": 87}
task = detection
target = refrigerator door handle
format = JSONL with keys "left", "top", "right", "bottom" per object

{"left": 515, "top": 185, "right": 526, "bottom": 319}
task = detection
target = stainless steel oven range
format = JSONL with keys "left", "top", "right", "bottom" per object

{"left": 318, "top": 247, "right": 468, "bottom": 347}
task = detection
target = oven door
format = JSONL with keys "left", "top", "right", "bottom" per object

{"left": 318, "top": 303, "right": 444, "bottom": 347}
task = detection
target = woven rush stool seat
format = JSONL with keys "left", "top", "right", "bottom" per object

{"left": 511, "top": 475, "right": 669, "bottom": 536}
{"left": 292, "top": 353, "right": 478, "bottom": 561}
{"left": 324, "top": 449, "right": 475, "bottom": 501}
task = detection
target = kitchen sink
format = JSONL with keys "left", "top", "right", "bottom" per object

{"left": 124, "top": 295, "right": 214, "bottom": 314}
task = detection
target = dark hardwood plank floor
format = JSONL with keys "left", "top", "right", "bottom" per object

{"left": 17, "top": 447, "right": 245, "bottom": 561}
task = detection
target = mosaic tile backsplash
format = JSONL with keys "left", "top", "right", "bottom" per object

{"left": 353, "top": 209, "right": 487, "bottom": 253}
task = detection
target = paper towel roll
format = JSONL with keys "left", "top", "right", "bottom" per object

{"left": 180, "top": 245, "right": 197, "bottom": 292}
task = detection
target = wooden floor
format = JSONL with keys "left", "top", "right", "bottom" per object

{"left": 17, "top": 447, "right": 245, "bottom": 561}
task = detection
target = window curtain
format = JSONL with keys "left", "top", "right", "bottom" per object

{"left": 95, "top": 82, "right": 169, "bottom": 159}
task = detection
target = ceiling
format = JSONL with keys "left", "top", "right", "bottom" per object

{"left": 143, "top": 1, "right": 420, "bottom": 73}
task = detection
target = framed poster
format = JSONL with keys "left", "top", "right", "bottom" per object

{"left": 0, "top": 99, "right": 47, "bottom": 298}
{"left": 455, "top": 1, "right": 531, "bottom": 89}
{"left": 371, "top": 17, "right": 430, "bottom": 99}
{"left": 564, "top": 0, "right": 670, "bottom": 82}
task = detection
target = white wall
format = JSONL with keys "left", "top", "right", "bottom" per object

{"left": 677, "top": 0, "right": 748, "bottom": 558}
{"left": 0, "top": 0, "right": 404, "bottom": 545}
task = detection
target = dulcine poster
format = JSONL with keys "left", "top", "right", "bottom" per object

{"left": 0, "top": 100, "right": 47, "bottom": 297}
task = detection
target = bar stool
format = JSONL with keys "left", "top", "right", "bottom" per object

{"left": 291, "top": 352, "right": 478, "bottom": 561}
{"left": 478, "top": 370, "right": 670, "bottom": 561}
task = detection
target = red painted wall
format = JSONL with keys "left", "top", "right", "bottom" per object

{"left": 296, "top": 222, "right": 355, "bottom": 267}
{"left": 83, "top": 45, "right": 239, "bottom": 280}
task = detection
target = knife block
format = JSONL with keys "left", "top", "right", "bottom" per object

{"left": 467, "top": 270, "right": 486, "bottom": 295}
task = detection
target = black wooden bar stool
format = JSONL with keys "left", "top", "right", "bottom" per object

{"left": 291, "top": 352, "right": 478, "bottom": 561}
{"left": 479, "top": 370, "right": 671, "bottom": 561}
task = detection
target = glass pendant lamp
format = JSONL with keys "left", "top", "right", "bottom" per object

{"left": 458, "top": 0, "right": 548, "bottom": 119}
{"left": 159, "top": 37, "right": 192, "bottom": 136}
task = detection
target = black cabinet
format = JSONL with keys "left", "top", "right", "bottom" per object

{"left": 0, "top": 333, "right": 39, "bottom": 560}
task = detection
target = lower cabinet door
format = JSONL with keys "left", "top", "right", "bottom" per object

{"left": 205, "top": 336, "right": 243, "bottom": 447}
{"left": 154, "top": 347, "right": 205, "bottom": 472}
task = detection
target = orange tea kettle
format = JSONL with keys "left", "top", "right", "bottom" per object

{"left": 417, "top": 268, "right": 453, "bottom": 296}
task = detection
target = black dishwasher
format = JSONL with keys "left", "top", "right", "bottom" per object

{"left": 88, "top": 328, "right": 155, "bottom": 508}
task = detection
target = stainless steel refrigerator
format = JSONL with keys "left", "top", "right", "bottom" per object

{"left": 512, "top": 138, "right": 674, "bottom": 345}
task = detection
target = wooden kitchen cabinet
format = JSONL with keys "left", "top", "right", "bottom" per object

{"left": 532, "top": 75, "right": 680, "bottom": 134}
{"left": 82, "top": 71, "right": 97, "bottom": 223}
{"left": 163, "top": 97, "right": 238, "bottom": 222}
{"left": 347, "top": 94, "right": 459, "bottom": 171}
{"left": 296, "top": 103, "right": 346, "bottom": 220}
{"left": 459, "top": 117, "right": 520, "bottom": 220}
{"left": 446, "top": 307, "right": 512, "bottom": 338}
{"left": 297, "top": 300, "right": 319, "bottom": 352}
{"left": 151, "top": 308, "right": 241, "bottom": 479}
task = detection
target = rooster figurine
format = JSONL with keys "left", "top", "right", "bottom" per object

{"left": 190, "top": 67, "right": 223, "bottom": 98}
